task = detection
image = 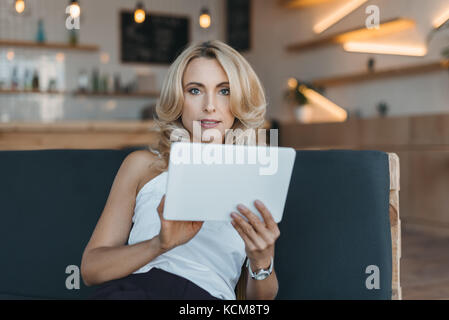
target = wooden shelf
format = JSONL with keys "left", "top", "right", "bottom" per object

{"left": 278, "top": 0, "right": 336, "bottom": 9}
{"left": 286, "top": 18, "right": 415, "bottom": 52}
{"left": 0, "top": 89, "right": 65, "bottom": 95}
{"left": 311, "top": 60, "right": 449, "bottom": 87}
{"left": 0, "top": 39, "right": 99, "bottom": 52}
{"left": 0, "top": 89, "right": 160, "bottom": 98}
{"left": 73, "top": 91, "right": 160, "bottom": 98}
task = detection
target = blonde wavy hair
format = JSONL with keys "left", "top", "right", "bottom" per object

{"left": 151, "top": 40, "right": 267, "bottom": 172}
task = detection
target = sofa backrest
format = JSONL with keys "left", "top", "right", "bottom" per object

{"left": 275, "top": 150, "right": 391, "bottom": 299}
{"left": 0, "top": 149, "right": 131, "bottom": 299}
{"left": 0, "top": 149, "right": 391, "bottom": 299}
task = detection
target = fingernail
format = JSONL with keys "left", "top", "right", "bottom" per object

{"left": 255, "top": 199, "right": 262, "bottom": 206}
{"left": 237, "top": 204, "right": 246, "bottom": 211}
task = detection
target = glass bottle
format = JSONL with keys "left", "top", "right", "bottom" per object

{"left": 92, "top": 68, "right": 100, "bottom": 93}
{"left": 77, "top": 70, "right": 88, "bottom": 93}
{"left": 32, "top": 69, "right": 40, "bottom": 91}
{"left": 11, "top": 66, "right": 19, "bottom": 90}
{"left": 36, "top": 19, "right": 46, "bottom": 43}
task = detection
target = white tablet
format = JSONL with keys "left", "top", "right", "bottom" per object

{"left": 163, "top": 142, "right": 296, "bottom": 223}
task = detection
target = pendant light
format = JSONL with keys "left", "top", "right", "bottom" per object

{"left": 134, "top": 2, "right": 146, "bottom": 24}
{"left": 199, "top": 7, "right": 211, "bottom": 29}
{"left": 15, "top": 0, "right": 25, "bottom": 14}
{"left": 68, "top": 0, "right": 81, "bottom": 19}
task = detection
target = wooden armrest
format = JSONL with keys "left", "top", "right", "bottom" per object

{"left": 389, "top": 153, "right": 402, "bottom": 300}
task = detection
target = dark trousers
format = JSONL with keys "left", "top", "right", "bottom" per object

{"left": 89, "top": 267, "right": 222, "bottom": 300}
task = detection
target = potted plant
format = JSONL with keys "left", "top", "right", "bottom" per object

{"left": 284, "top": 78, "right": 323, "bottom": 123}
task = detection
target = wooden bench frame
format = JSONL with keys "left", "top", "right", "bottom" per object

{"left": 235, "top": 153, "right": 401, "bottom": 300}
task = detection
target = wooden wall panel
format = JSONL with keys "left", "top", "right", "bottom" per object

{"left": 279, "top": 119, "right": 359, "bottom": 148}
{"left": 358, "top": 117, "right": 410, "bottom": 147}
{"left": 408, "top": 151, "right": 449, "bottom": 225}
{"left": 279, "top": 114, "right": 449, "bottom": 237}
{"left": 410, "top": 114, "right": 449, "bottom": 145}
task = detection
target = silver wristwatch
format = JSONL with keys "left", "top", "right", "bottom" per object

{"left": 246, "top": 257, "right": 274, "bottom": 280}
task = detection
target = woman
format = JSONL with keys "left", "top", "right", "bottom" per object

{"left": 81, "top": 40, "right": 280, "bottom": 300}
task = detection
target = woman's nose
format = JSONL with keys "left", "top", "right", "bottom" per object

{"left": 204, "top": 104, "right": 216, "bottom": 112}
{"left": 203, "top": 97, "right": 216, "bottom": 113}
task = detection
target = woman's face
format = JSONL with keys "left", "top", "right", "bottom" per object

{"left": 181, "top": 57, "right": 235, "bottom": 144}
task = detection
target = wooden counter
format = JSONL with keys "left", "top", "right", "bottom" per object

{"left": 0, "top": 119, "right": 273, "bottom": 151}
{"left": 279, "top": 113, "right": 449, "bottom": 236}
{"left": 0, "top": 120, "right": 160, "bottom": 150}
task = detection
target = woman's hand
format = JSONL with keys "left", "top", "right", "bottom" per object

{"left": 230, "top": 200, "right": 280, "bottom": 270}
{"left": 157, "top": 195, "right": 204, "bottom": 252}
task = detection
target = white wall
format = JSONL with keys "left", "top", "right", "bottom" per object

{"left": 244, "top": 0, "right": 449, "bottom": 121}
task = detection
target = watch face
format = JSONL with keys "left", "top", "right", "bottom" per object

{"left": 254, "top": 271, "right": 270, "bottom": 280}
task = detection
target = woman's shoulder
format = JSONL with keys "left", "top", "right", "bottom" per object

{"left": 121, "top": 149, "right": 158, "bottom": 169}
{"left": 123, "top": 149, "right": 166, "bottom": 196}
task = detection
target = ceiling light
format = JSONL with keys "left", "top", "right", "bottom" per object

{"left": 313, "top": 0, "right": 368, "bottom": 34}
{"left": 433, "top": 8, "right": 449, "bottom": 29}
{"left": 343, "top": 42, "right": 428, "bottom": 56}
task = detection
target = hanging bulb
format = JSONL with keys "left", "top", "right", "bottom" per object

{"left": 15, "top": 0, "right": 25, "bottom": 14}
{"left": 199, "top": 7, "right": 211, "bottom": 29}
{"left": 287, "top": 78, "right": 298, "bottom": 90}
{"left": 69, "top": 0, "right": 81, "bottom": 19}
{"left": 134, "top": 2, "right": 146, "bottom": 24}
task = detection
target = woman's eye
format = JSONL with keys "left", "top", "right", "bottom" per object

{"left": 188, "top": 88, "right": 229, "bottom": 95}
{"left": 189, "top": 88, "right": 200, "bottom": 95}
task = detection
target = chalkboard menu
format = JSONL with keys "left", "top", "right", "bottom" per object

{"left": 226, "top": 0, "right": 251, "bottom": 52}
{"left": 120, "top": 11, "right": 190, "bottom": 64}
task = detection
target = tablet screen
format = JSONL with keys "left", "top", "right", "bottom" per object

{"left": 163, "top": 142, "right": 296, "bottom": 223}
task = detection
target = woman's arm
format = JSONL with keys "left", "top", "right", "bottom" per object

{"left": 81, "top": 150, "right": 165, "bottom": 286}
{"left": 81, "top": 236, "right": 167, "bottom": 286}
{"left": 231, "top": 201, "right": 280, "bottom": 300}
{"left": 81, "top": 150, "right": 204, "bottom": 287}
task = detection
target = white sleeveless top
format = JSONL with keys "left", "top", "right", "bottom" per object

{"left": 127, "top": 170, "right": 247, "bottom": 300}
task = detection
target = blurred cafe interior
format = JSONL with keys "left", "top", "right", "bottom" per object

{"left": 1, "top": 0, "right": 449, "bottom": 299}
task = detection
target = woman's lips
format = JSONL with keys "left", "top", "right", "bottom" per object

{"left": 200, "top": 120, "right": 221, "bottom": 128}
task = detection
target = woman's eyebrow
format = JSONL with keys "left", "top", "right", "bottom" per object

{"left": 184, "top": 81, "right": 229, "bottom": 87}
